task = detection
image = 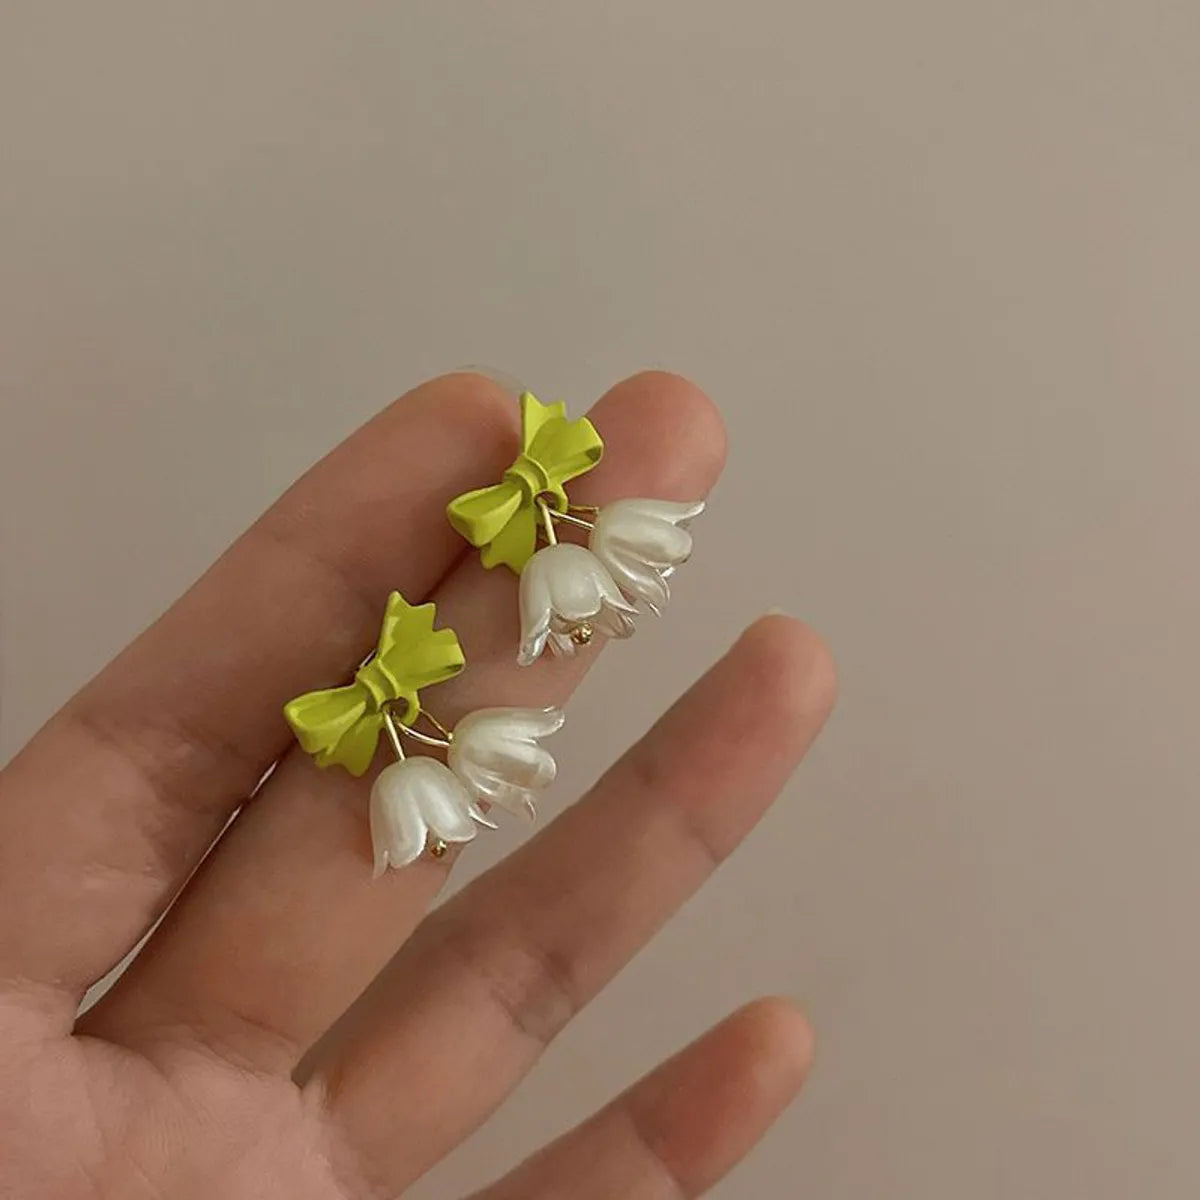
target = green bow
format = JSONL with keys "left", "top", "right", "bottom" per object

{"left": 283, "top": 592, "right": 465, "bottom": 776}
{"left": 446, "top": 391, "right": 604, "bottom": 573}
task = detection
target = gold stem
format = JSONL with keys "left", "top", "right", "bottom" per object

{"left": 421, "top": 707, "right": 453, "bottom": 740}
{"left": 399, "top": 723, "right": 451, "bottom": 750}
{"left": 538, "top": 498, "right": 558, "bottom": 545}
{"left": 548, "top": 508, "right": 595, "bottom": 532}
{"left": 383, "top": 709, "right": 406, "bottom": 761}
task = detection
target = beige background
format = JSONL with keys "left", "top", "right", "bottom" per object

{"left": 2, "top": 3, "right": 1199, "bottom": 1196}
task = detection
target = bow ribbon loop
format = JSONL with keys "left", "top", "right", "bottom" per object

{"left": 283, "top": 593, "right": 465, "bottom": 776}
{"left": 446, "top": 392, "right": 604, "bottom": 573}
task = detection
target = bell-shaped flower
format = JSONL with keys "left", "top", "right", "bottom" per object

{"left": 589, "top": 498, "right": 704, "bottom": 614}
{"left": 369, "top": 757, "right": 477, "bottom": 876}
{"left": 448, "top": 706, "right": 565, "bottom": 821}
{"left": 517, "top": 542, "right": 637, "bottom": 666}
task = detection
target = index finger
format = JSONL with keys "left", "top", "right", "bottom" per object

{"left": 0, "top": 373, "right": 517, "bottom": 1011}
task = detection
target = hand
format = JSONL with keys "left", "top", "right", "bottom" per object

{"left": 0, "top": 372, "right": 835, "bottom": 1198}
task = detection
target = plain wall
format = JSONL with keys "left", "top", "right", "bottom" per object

{"left": 2, "top": 3, "right": 1198, "bottom": 1196}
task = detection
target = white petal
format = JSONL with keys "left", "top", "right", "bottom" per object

{"left": 518, "top": 544, "right": 638, "bottom": 662}
{"left": 590, "top": 602, "right": 637, "bottom": 639}
{"left": 468, "top": 804, "right": 500, "bottom": 830}
{"left": 542, "top": 544, "right": 617, "bottom": 622}
{"left": 449, "top": 707, "right": 563, "bottom": 818}
{"left": 547, "top": 628, "right": 578, "bottom": 658}
{"left": 603, "top": 549, "right": 672, "bottom": 613}
{"left": 518, "top": 552, "right": 555, "bottom": 666}
{"left": 455, "top": 705, "right": 565, "bottom": 744}
{"left": 585, "top": 557, "right": 640, "bottom": 637}
{"left": 409, "top": 758, "right": 478, "bottom": 844}
{"left": 490, "top": 705, "right": 566, "bottom": 739}
{"left": 474, "top": 780, "right": 540, "bottom": 821}
{"left": 601, "top": 514, "right": 691, "bottom": 568}
{"left": 589, "top": 550, "right": 639, "bottom": 604}
{"left": 589, "top": 499, "right": 704, "bottom": 615}
{"left": 595, "top": 499, "right": 702, "bottom": 554}
{"left": 612, "top": 498, "right": 705, "bottom": 527}
{"left": 450, "top": 709, "right": 561, "bottom": 789}
{"left": 370, "top": 761, "right": 430, "bottom": 876}
{"left": 368, "top": 759, "right": 477, "bottom": 877}
{"left": 518, "top": 629, "right": 551, "bottom": 667}
{"left": 462, "top": 739, "right": 557, "bottom": 790}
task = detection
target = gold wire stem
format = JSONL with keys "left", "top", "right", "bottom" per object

{"left": 568, "top": 503, "right": 599, "bottom": 515}
{"left": 537, "top": 497, "right": 558, "bottom": 545}
{"left": 397, "top": 723, "right": 451, "bottom": 750}
{"left": 383, "top": 709, "right": 406, "bottom": 761}
{"left": 420, "top": 707, "right": 453, "bottom": 740}
{"left": 547, "top": 507, "right": 595, "bottom": 532}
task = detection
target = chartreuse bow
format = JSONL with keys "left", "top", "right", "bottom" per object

{"left": 284, "top": 592, "right": 464, "bottom": 777}
{"left": 446, "top": 385, "right": 707, "bottom": 667}
{"left": 446, "top": 391, "right": 604, "bottom": 573}
{"left": 283, "top": 589, "right": 566, "bottom": 875}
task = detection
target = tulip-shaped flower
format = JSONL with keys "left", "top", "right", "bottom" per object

{"left": 369, "top": 757, "right": 477, "bottom": 877}
{"left": 517, "top": 542, "right": 637, "bottom": 666}
{"left": 448, "top": 706, "right": 565, "bottom": 821}
{"left": 589, "top": 498, "right": 705, "bottom": 614}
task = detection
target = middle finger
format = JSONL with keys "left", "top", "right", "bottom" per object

{"left": 311, "top": 613, "right": 835, "bottom": 1193}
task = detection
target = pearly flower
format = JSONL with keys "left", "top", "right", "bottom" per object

{"left": 369, "top": 757, "right": 477, "bottom": 877}
{"left": 589, "top": 498, "right": 705, "bottom": 614}
{"left": 448, "top": 706, "right": 565, "bottom": 821}
{"left": 517, "top": 542, "right": 638, "bottom": 666}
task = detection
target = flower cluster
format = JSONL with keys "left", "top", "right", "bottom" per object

{"left": 369, "top": 707, "right": 564, "bottom": 875}
{"left": 518, "top": 498, "right": 705, "bottom": 666}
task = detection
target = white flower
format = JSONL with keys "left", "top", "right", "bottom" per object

{"left": 448, "top": 706, "right": 565, "bottom": 821}
{"left": 517, "top": 542, "right": 637, "bottom": 666}
{"left": 589, "top": 498, "right": 705, "bottom": 614}
{"left": 369, "top": 757, "right": 477, "bottom": 877}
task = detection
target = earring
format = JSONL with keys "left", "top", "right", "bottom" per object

{"left": 446, "top": 391, "right": 705, "bottom": 665}
{"left": 283, "top": 592, "right": 564, "bottom": 876}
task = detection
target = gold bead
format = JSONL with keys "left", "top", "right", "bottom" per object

{"left": 569, "top": 622, "right": 595, "bottom": 646}
{"left": 429, "top": 839, "right": 449, "bottom": 860}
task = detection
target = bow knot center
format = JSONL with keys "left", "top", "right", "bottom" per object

{"left": 504, "top": 453, "right": 555, "bottom": 502}
{"left": 354, "top": 658, "right": 395, "bottom": 710}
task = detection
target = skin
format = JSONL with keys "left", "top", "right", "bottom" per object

{"left": 0, "top": 371, "right": 836, "bottom": 1199}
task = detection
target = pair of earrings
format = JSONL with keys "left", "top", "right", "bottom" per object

{"left": 284, "top": 391, "right": 704, "bottom": 875}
